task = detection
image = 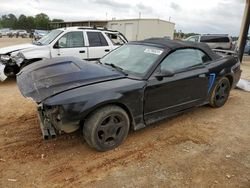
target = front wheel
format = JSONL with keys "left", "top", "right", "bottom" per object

{"left": 209, "top": 77, "right": 230, "bottom": 108}
{"left": 83, "top": 105, "right": 130, "bottom": 151}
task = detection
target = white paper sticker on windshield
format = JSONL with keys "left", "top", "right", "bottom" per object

{"left": 144, "top": 48, "right": 163, "bottom": 55}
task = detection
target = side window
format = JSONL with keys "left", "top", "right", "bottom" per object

{"left": 187, "top": 36, "right": 199, "bottom": 42}
{"left": 57, "top": 32, "right": 84, "bottom": 48}
{"left": 87, "top": 32, "right": 108, "bottom": 47}
{"left": 105, "top": 33, "right": 126, "bottom": 45}
{"left": 160, "top": 49, "right": 210, "bottom": 73}
{"left": 201, "top": 36, "right": 230, "bottom": 43}
{"left": 197, "top": 50, "right": 211, "bottom": 63}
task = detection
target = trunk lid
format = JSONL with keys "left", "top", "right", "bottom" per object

{"left": 17, "top": 57, "right": 125, "bottom": 103}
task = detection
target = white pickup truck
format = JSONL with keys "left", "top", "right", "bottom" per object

{"left": 0, "top": 27, "right": 127, "bottom": 81}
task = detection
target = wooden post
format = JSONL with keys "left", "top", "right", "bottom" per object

{"left": 238, "top": 0, "right": 250, "bottom": 62}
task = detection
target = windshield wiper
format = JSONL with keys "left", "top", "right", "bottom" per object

{"left": 104, "top": 63, "right": 127, "bottom": 75}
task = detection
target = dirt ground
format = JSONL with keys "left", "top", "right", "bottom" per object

{"left": 0, "top": 37, "right": 250, "bottom": 188}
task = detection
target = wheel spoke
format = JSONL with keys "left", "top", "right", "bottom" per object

{"left": 97, "top": 122, "right": 113, "bottom": 141}
{"left": 215, "top": 80, "right": 230, "bottom": 103}
{"left": 111, "top": 122, "right": 125, "bottom": 138}
{"left": 97, "top": 115, "right": 125, "bottom": 145}
{"left": 109, "top": 116, "right": 117, "bottom": 124}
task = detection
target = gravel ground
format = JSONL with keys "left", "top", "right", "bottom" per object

{"left": 0, "top": 37, "right": 250, "bottom": 188}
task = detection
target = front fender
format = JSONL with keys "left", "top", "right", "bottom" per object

{"left": 20, "top": 46, "right": 51, "bottom": 60}
{"left": 11, "top": 46, "right": 51, "bottom": 67}
{"left": 43, "top": 78, "right": 145, "bottom": 127}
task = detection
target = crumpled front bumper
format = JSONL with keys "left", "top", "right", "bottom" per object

{"left": 37, "top": 106, "right": 57, "bottom": 139}
{"left": 0, "top": 63, "right": 7, "bottom": 81}
{"left": 37, "top": 105, "right": 80, "bottom": 140}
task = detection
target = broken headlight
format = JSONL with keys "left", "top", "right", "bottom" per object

{"left": 11, "top": 52, "right": 25, "bottom": 66}
{"left": 0, "top": 55, "right": 10, "bottom": 63}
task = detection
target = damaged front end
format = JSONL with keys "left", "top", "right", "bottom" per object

{"left": 0, "top": 54, "right": 15, "bottom": 81}
{"left": 17, "top": 57, "right": 125, "bottom": 140}
{"left": 0, "top": 52, "right": 24, "bottom": 81}
{"left": 38, "top": 104, "right": 80, "bottom": 139}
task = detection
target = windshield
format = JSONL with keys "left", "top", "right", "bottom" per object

{"left": 100, "top": 44, "right": 164, "bottom": 77}
{"left": 36, "top": 29, "right": 62, "bottom": 45}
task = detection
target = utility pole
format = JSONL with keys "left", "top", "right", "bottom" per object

{"left": 237, "top": 0, "right": 250, "bottom": 63}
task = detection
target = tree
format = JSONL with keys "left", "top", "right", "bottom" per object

{"left": 35, "top": 13, "right": 50, "bottom": 30}
{"left": 1, "top": 14, "right": 18, "bottom": 28}
{"left": 26, "top": 16, "right": 36, "bottom": 31}
{"left": 0, "top": 12, "right": 63, "bottom": 30}
{"left": 51, "top": 19, "right": 64, "bottom": 23}
{"left": 17, "top": 14, "right": 27, "bottom": 29}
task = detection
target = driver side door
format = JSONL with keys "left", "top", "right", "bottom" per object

{"left": 51, "top": 31, "right": 88, "bottom": 59}
{"left": 144, "top": 48, "right": 210, "bottom": 124}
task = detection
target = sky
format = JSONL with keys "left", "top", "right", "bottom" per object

{"left": 0, "top": 0, "right": 246, "bottom": 36}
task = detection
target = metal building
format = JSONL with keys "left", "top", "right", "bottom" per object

{"left": 107, "top": 19, "right": 175, "bottom": 41}
{"left": 49, "top": 18, "right": 175, "bottom": 41}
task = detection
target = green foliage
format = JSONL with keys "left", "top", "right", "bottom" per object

{"left": 1, "top": 14, "right": 18, "bottom": 29}
{"left": 26, "top": 16, "right": 36, "bottom": 31}
{"left": 51, "top": 19, "right": 64, "bottom": 23}
{"left": 0, "top": 13, "right": 64, "bottom": 30}
{"left": 35, "top": 13, "right": 50, "bottom": 30}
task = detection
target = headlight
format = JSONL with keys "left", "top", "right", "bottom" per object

{"left": 11, "top": 52, "right": 25, "bottom": 66}
{"left": 0, "top": 55, "right": 10, "bottom": 62}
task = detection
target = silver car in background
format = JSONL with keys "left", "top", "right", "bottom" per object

{"left": 185, "top": 34, "right": 233, "bottom": 50}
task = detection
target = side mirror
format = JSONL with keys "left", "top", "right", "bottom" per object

{"left": 53, "top": 42, "right": 59, "bottom": 49}
{"left": 155, "top": 69, "right": 175, "bottom": 80}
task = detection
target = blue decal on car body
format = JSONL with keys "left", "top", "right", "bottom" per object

{"left": 208, "top": 73, "right": 216, "bottom": 93}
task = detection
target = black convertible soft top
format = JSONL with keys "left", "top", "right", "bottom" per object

{"left": 132, "top": 38, "right": 221, "bottom": 60}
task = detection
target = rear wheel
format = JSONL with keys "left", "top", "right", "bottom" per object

{"left": 83, "top": 105, "right": 130, "bottom": 151}
{"left": 209, "top": 77, "right": 230, "bottom": 108}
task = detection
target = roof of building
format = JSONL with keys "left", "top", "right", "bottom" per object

{"left": 108, "top": 18, "right": 175, "bottom": 25}
{"left": 49, "top": 18, "right": 175, "bottom": 25}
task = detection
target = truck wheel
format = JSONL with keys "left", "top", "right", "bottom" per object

{"left": 209, "top": 77, "right": 230, "bottom": 108}
{"left": 83, "top": 105, "right": 130, "bottom": 151}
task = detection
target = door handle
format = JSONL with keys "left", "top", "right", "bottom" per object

{"left": 199, "top": 74, "right": 206, "bottom": 78}
{"left": 79, "top": 50, "right": 85, "bottom": 53}
{"left": 105, "top": 49, "right": 110, "bottom": 52}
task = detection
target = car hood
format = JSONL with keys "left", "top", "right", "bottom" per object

{"left": 17, "top": 57, "right": 125, "bottom": 103}
{"left": 0, "top": 43, "right": 35, "bottom": 54}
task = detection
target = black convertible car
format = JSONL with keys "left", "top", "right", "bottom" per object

{"left": 17, "top": 38, "right": 241, "bottom": 151}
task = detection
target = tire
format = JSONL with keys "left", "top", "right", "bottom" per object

{"left": 209, "top": 77, "right": 230, "bottom": 108}
{"left": 83, "top": 105, "right": 130, "bottom": 151}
